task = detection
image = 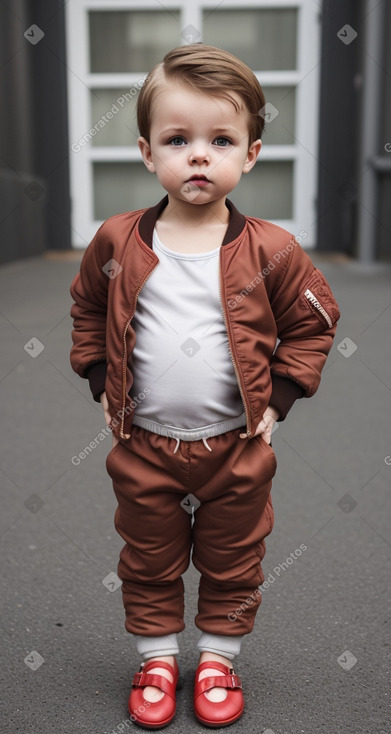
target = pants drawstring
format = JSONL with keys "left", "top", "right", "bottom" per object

{"left": 172, "top": 437, "right": 213, "bottom": 453}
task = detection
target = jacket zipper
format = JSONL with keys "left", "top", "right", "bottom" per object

{"left": 304, "top": 288, "right": 333, "bottom": 328}
{"left": 218, "top": 255, "right": 251, "bottom": 437}
{"left": 119, "top": 267, "right": 156, "bottom": 439}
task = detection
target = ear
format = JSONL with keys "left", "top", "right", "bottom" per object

{"left": 137, "top": 136, "right": 156, "bottom": 173}
{"left": 242, "top": 139, "right": 262, "bottom": 174}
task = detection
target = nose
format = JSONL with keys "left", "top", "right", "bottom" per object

{"left": 189, "top": 142, "right": 210, "bottom": 164}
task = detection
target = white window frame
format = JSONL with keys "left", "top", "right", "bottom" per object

{"left": 66, "top": 0, "right": 320, "bottom": 247}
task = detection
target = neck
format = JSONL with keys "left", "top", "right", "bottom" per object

{"left": 160, "top": 195, "right": 230, "bottom": 228}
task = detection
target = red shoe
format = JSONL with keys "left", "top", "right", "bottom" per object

{"left": 193, "top": 661, "right": 244, "bottom": 728}
{"left": 128, "top": 658, "right": 179, "bottom": 729}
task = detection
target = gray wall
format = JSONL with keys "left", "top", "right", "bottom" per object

{"left": 316, "top": 0, "right": 363, "bottom": 256}
{"left": 0, "top": 0, "right": 70, "bottom": 265}
{"left": 317, "top": 0, "right": 390, "bottom": 261}
{"left": 377, "top": 0, "right": 391, "bottom": 261}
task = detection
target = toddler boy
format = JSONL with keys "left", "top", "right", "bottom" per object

{"left": 70, "top": 43, "right": 340, "bottom": 728}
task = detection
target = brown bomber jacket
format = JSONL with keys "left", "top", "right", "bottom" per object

{"left": 69, "top": 195, "right": 340, "bottom": 441}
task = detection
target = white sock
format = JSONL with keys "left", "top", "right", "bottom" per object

{"left": 197, "top": 633, "right": 243, "bottom": 661}
{"left": 134, "top": 633, "right": 179, "bottom": 660}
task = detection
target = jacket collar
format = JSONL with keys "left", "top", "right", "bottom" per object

{"left": 138, "top": 194, "right": 246, "bottom": 248}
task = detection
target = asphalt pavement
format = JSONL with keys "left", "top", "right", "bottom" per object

{"left": 0, "top": 249, "right": 390, "bottom": 734}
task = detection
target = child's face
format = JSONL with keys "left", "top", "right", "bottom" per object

{"left": 138, "top": 81, "right": 261, "bottom": 207}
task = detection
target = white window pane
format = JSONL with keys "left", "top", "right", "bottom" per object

{"left": 229, "top": 162, "right": 293, "bottom": 220}
{"left": 89, "top": 11, "right": 180, "bottom": 73}
{"left": 90, "top": 89, "right": 139, "bottom": 147}
{"left": 93, "top": 162, "right": 166, "bottom": 220}
{"left": 262, "top": 87, "right": 296, "bottom": 145}
{"left": 203, "top": 9, "right": 297, "bottom": 71}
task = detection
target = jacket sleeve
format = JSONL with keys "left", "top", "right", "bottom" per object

{"left": 268, "top": 242, "right": 340, "bottom": 419}
{"left": 69, "top": 226, "right": 109, "bottom": 401}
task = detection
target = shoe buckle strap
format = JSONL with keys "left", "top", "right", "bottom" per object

{"left": 131, "top": 671, "right": 175, "bottom": 698}
{"left": 229, "top": 668, "right": 242, "bottom": 689}
{"left": 198, "top": 673, "right": 242, "bottom": 695}
{"left": 226, "top": 673, "right": 242, "bottom": 689}
{"left": 132, "top": 671, "right": 144, "bottom": 687}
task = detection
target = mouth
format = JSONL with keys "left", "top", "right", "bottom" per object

{"left": 186, "top": 174, "right": 211, "bottom": 186}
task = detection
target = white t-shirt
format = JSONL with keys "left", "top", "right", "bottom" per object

{"left": 129, "top": 227, "right": 245, "bottom": 433}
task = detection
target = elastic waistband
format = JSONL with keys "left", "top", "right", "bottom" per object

{"left": 132, "top": 413, "right": 247, "bottom": 441}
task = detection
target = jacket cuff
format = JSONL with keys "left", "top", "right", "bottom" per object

{"left": 269, "top": 373, "right": 305, "bottom": 421}
{"left": 85, "top": 360, "right": 107, "bottom": 402}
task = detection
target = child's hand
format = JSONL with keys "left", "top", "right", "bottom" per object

{"left": 239, "top": 405, "right": 279, "bottom": 443}
{"left": 100, "top": 391, "right": 119, "bottom": 448}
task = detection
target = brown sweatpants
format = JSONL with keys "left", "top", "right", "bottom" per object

{"left": 105, "top": 424, "right": 276, "bottom": 638}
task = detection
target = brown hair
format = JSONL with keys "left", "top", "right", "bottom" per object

{"left": 137, "top": 44, "right": 266, "bottom": 145}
